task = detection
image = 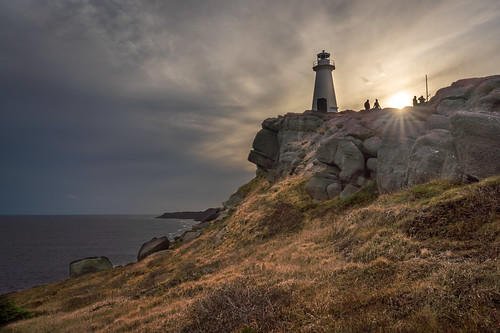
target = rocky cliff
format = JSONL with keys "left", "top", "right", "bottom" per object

{"left": 249, "top": 75, "right": 500, "bottom": 200}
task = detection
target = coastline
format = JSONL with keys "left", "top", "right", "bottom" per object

{"left": 0, "top": 215, "right": 197, "bottom": 295}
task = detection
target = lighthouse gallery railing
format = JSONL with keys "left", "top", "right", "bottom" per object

{"left": 313, "top": 59, "right": 335, "bottom": 67}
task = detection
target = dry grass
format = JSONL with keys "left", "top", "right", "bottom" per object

{"left": 2, "top": 175, "right": 500, "bottom": 332}
{"left": 180, "top": 277, "right": 292, "bottom": 333}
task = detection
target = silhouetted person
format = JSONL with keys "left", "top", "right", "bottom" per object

{"left": 374, "top": 99, "right": 380, "bottom": 109}
{"left": 413, "top": 96, "right": 418, "bottom": 106}
{"left": 364, "top": 99, "right": 370, "bottom": 111}
{"left": 418, "top": 95, "right": 426, "bottom": 105}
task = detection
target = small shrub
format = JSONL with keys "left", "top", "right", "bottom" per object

{"left": 181, "top": 277, "right": 291, "bottom": 333}
{"left": 0, "top": 299, "right": 33, "bottom": 325}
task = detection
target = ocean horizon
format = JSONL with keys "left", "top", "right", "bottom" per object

{"left": 0, "top": 215, "right": 198, "bottom": 295}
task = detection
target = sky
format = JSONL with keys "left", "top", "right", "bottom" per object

{"left": 1, "top": 0, "right": 499, "bottom": 214}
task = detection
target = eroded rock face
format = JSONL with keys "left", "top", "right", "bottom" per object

{"left": 70, "top": 256, "right": 113, "bottom": 278}
{"left": 334, "top": 140, "right": 365, "bottom": 183}
{"left": 377, "top": 136, "right": 415, "bottom": 193}
{"left": 362, "top": 136, "right": 382, "bottom": 157}
{"left": 305, "top": 173, "right": 336, "bottom": 200}
{"left": 248, "top": 128, "right": 279, "bottom": 171}
{"left": 137, "top": 236, "right": 170, "bottom": 261}
{"left": 405, "top": 129, "right": 460, "bottom": 187}
{"left": 450, "top": 111, "right": 500, "bottom": 181}
{"left": 248, "top": 75, "right": 500, "bottom": 200}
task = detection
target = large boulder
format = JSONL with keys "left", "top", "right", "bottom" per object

{"left": 182, "top": 231, "right": 201, "bottom": 243}
{"left": 251, "top": 129, "right": 279, "bottom": 161}
{"left": 377, "top": 136, "right": 415, "bottom": 193}
{"left": 316, "top": 137, "right": 340, "bottom": 165}
{"left": 362, "top": 136, "right": 382, "bottom": 157}
{"left": 431, "top": 75, "right": 500, "bottom": 114}
{"left": 326, "top": 181, "right": 343, "bottom": 198}
{"left": 278, "top": 150, "right": 306, "bottom": 176}
{"left": 262, "top": 117, "right": 282, "bottom": 132}
{"left": 69, "top": 256, "right": 113, "bottom": 278}
{"left": 436, "top": 99, "right": 466, "bottom": 116}
{"left": 248, "top": 128, "right": 279, "bottom": 170}
{"left": 450, "top": 111, "right": 500, "bottom": 180}
{"left": 405, "top": 129, "right": 460, "bottom": 187}
{"left": 214, "top": 227, "right": 228, "bottom": 245}
{"left": 317, "top": 137, "right": 365, "bottom": 183}
{"left": 223, "top": 192, "right": 245, "bottom": 210}
{"left": 425, "top": 115, "right": 451, "bottom": 131}
{"left": 345, "top": 124, "right": 375, "bottom": 141}
{"left": 305, "top": 174, "right": 335, "bottom": 201}
{"left": 468, "top": 77, "right": 500, "bottom": 112}
{"left": 340, "top": 184, "right": 361, "bottom": 199}
{"left": 333, "top": 140, "right": 365, "bottom": 183}
{"left": 137, "top": 236, "right": 170, "bottom": 261}
{"left": 196, "top": 208, "right": 220, "bottom": 222}
{"left": 366, "top": 157, "right": 378, "bottom": 181}
{"left": 430, "top": 77, "right": 485, "bottom": 108}
{"left": 248, "top": 150, "right": 275, "bottom": 169}
{"left": 282, "top": 113, "right": 325, "bottom": 132}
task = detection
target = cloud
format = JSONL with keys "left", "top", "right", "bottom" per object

{"left": 1, "top": 0, "right": 499, "bottom": 213}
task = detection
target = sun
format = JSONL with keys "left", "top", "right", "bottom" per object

{"left": 387, "top": 92, "right": 411, "bottom": 109}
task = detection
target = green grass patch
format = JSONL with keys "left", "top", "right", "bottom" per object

{"left": 378, "top": 179, "right": 463, "bottom": 206}
{"left": 403, "top": 178, "right": 500, "bottom": 241}
{"left": 0, "top": 298, "right": 34, "bottom": 325}
{"left": 337, "top": 181, "right": 379, "bottom": 207}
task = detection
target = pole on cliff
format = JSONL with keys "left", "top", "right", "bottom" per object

{"left": 426, "top": 75, "right": 429, "bottom": 102}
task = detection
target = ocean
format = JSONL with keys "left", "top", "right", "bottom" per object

{"left": 0, "top": 215, "right": 198, "bottom": 295}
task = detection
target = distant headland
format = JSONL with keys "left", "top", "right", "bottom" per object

{"left": 156, "top": 207, "right": 220, "bottom": 221}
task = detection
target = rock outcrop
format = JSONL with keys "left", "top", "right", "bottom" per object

{"left": 196, "top": 208, "right": 221, "bottom": 222}
{"left": 137, "top": 236, "right": 170, "bottom": 261}
{"left": 248, "top": 75, "right": 500, "bottom": 200}
{"left": 69, "top": 256, "right": 113, "bottom": 278}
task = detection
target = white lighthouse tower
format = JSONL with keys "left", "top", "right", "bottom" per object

{"left": 312, "top": 50, "right": 338, "bottom": 112}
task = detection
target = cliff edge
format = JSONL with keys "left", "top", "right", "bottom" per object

{"left": 248, "top": 75, "right": 500, "bottom": 200}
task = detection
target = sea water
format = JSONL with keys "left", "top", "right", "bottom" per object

{"left": 0, "top": 215, "right": 198, "bottom": 295}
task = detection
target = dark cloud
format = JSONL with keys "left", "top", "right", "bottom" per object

{"left": 1, "top": 0, "right": 499, "bottom": 213}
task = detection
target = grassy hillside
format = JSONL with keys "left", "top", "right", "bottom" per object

{"left": 2, "top": 175, "right": 499, "bottom": 332}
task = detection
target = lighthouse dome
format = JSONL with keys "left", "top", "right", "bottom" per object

{"left": 317, "top": 50, "right": 330, "bottom": 60}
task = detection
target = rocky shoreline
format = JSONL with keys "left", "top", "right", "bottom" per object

{"left": 69, "top": 208, "right": 225, "bottom": 278}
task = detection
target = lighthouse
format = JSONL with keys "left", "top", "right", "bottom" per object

{"left": 312, "top": 50, "right": 338, "bottom": 112}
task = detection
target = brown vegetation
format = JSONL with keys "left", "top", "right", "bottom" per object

{"left": 2, "top": 175, "right": 499, "bottom": 332}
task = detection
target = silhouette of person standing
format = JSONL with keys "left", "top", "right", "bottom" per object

{"left": 413, "top": 96, "right": 418, "bottom": 106}
{"left": 364, "top": 99, "right": 370, "bottom": 111}
{"left": 418, "top": 95, "right": 426, "bottom": 105}
{"left": 374, "top": 99, "right": 381, "bottom": 109}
